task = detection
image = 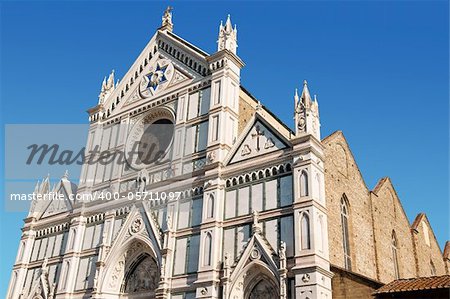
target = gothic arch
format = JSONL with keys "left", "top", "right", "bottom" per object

{"left": 228, "top": 261, "right": 279, "bottom": 299}
{"left": 120, "top": 252, "right": 159, "bottom": 296}
{"left": 97, "top": 236, "right": 161, "bottom": 296}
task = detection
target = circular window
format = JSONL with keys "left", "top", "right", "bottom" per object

{"left": 125, "top": 109, "right": 175, "bottom": 170}
{"left": 137, "top": 118, "right": 174, "bottom": 165}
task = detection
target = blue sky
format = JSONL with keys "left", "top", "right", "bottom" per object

{"left": 0, "top": 0, "right": 448, "bottom": 296}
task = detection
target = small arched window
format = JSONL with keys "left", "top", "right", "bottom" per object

{"left": 301, "top": 213, "right": 311, "bottom": 250}
{"left": 341, "top": 196, "right": 351, "bottom": 270}
{"left": 392, "top": 231, "right": 399, "bottom": 279}
{"left": 69, "top": 228, "right": 77, "bottom": 250}
{"left": 300, "top": 170, "right": 309, "bottom": 197}
{"left": 207, "top": 194, "right": 214, "bottom": 219}
{"left": 61, "top": 260, "right": 70, "bottom": 290}
{"left": 18, "top": 241, "right": 25, "bottom": 261}
{"left": 9, "top": 271, "right": 17, "bottom": 298}
{"left": 318, "top": 216, "right": 324, "bottom": 252}
{"left": 314, "top": 173, "right": 322, "bottom": 201}
{"left": 204, "top": 232, "right": 212, "bottom": 266}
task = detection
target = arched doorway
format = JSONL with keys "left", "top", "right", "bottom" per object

{"left": 229, "top": 262, "right": 279, "bottom": 299}
{"left": 120, "top": 253, "right": 159, "bottom": 298}
{"left": 98, "top": 239, "right": 161, "bottom": 299}
{"left": 247, "top": 277, "right": 278, "bottom": 299}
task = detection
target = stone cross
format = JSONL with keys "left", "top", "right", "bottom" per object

{"left": 251, "top": 125, "right": 265, "bottom": 151}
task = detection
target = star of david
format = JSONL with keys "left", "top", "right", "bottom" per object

{"left": 146, "top": 63, "right": 168, "bottom": 91}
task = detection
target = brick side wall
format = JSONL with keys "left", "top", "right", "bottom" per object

{"left": 238, "top": 93, "right": 255, "bottom": 134}
{"left": 371, "top": 182, "right": 417, "bottom": 283}
{"left": 412, "top": 216, "right": 447, "bottom": 277}
{"left": 323, "top": 132, "right": 378, "bottom": 280}
{"left": 331, "top": 266, "right": 382, "bottom": 299}
{"left": 323, "top": 131, "right": 447, "bottom": 287}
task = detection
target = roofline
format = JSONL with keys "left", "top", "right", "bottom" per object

{"left": 320, "top": 130, "right": 370, "bottom": 191}
{"left": 166, "top": 31, "right": 209, "bottom": 57}
{"left": 240, "top": 85, "right": 294, "bottom": 135}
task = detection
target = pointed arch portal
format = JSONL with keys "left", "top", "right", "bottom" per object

{"left": 228, "top": 261, "right": 280, "bottom": 299}
{"left": 246, "top": 275, "right": 279, "bottom": 299}
{"left": 121, "top": 253, "right": 159, "bottom": 297}
{"left": 98, "top": 237, "right": 161, "bottom": 299}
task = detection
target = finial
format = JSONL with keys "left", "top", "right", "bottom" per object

{"left": 217, "top": 14, "right": 238, "bottom": 54}
{"left": 314, "top": 94, "right": 317, "bottom": 102}
{"left": 294, "top": 88, "right": 299, "bottom": 108}
{"left": 225, "top": 14, "right": 233, "bottom": 32}
{"left": 301, "top": 79, "right": 311, "bottom": 104}
{"left": 34, "top": 180, "right": 40, "bottom": 193}
{"left": 252, "top": 210, "right": 262, "bottom": 234}
{"left": 107, "top": 70, "right": 115, "bottom": 89}
{"left": 161, "top": 6, "right": 174, "bottom": 32}
{"left": 253, "top": 210, "right": 259, "bottom": 225}
{"left": 63, "top": 170, "right": 69, "bottom": 179}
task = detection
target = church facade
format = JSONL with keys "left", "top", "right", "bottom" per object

{"left": 7, "top": 8, "right": 450, "bottom": 299}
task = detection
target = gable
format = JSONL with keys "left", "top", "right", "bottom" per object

{"left": 371, "top": 177, "right": 411, "bottom": 227}
{"left": 322, "top": 131, "right": 369, "bottom": 191}
{"left": 101, "top": 30, "right": 210, "bottom": 119}
{"left": 230, "top": 233, "right": 278, "bottom": 281}
{"left": 227, "top": 114, "right": 289, "bottom": 165}
{"left": 411, "top": 213, "right": 447, "bottom": 275}
{"left": 107, "top": 204, "right": 163, "bottom": 261}
{"left": 41, "top": 187, "right": 72, "bottom": 218}
{"left": 117, "top": 54, "right": 197, "bottom": 112}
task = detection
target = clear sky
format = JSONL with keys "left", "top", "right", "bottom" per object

{"left": 0, "top": 1, "right": 448, "bottom": 296}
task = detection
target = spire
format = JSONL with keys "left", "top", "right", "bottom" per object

{"left": 301, "top": 80, "right": 312, "bottom": 105}
{"left": 225, "top": 14, "right": 233, "bottom": 32}
{"left": 40, "top": 174, "right": 50, "bottom": 194}
{"left": 34, "top": 180, "right": 40, "bottom": 194}
{"left": 160, "top": 6, "right": 173, "bottom": 32}
{"left": 106, "top": 70, "right": 115, "bottom": 89}
{"left": 98, "top": 70, "right": 116, "bottom": 104}
{"left": 62, "top": 170, "right": 69, "bottom": 180}
{"left": 294, "top": 80, "right": 321, "bottom": 139}
{"left": 101, "top": 76, "right": 107, "bottom": 90}
{"left": 217, "top": 14, "right": 238, "bottom": 54}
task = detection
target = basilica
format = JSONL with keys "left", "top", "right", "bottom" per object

{"left": 7, "top": 8, "right": 450, "bottom": 299}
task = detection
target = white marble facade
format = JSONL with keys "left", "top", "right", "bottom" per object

{"left": 7, "top": 8, "right": 332, "bottom": 299}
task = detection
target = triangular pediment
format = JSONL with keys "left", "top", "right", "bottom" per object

{"left": 230, "top": 232, "right": 279, "bottom": 282}
{"left": 227, "top": 113, "right": 290, "bottom": 165}
{"left": 40, "top": 179, "right": 74, "bottom": 219}
{"left": 106, "top": 204, "right": 163, "bottom": 263}
{"left": 120, "top": 56, "right": 194, "bottom": 108}
{"left": 101, "top": 30, "right": 210, "bottom": 118}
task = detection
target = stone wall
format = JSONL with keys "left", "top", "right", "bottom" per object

{"left": 371, "top": 179, "right": 417, "bottom": 283}
{"left": 330, "top": 266, "right": 382, "bottom": 299}
{"left": 412, "top": 214, "right": 447, "bottom": 277}
{"left": 323, "top": 131, "right": 378, "bottom": 280}
{"left": 238, "top": 89, "right": 256, "bottom": 135}
{"left": 322, "top": 131, "right": 447, "bottom": 290}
